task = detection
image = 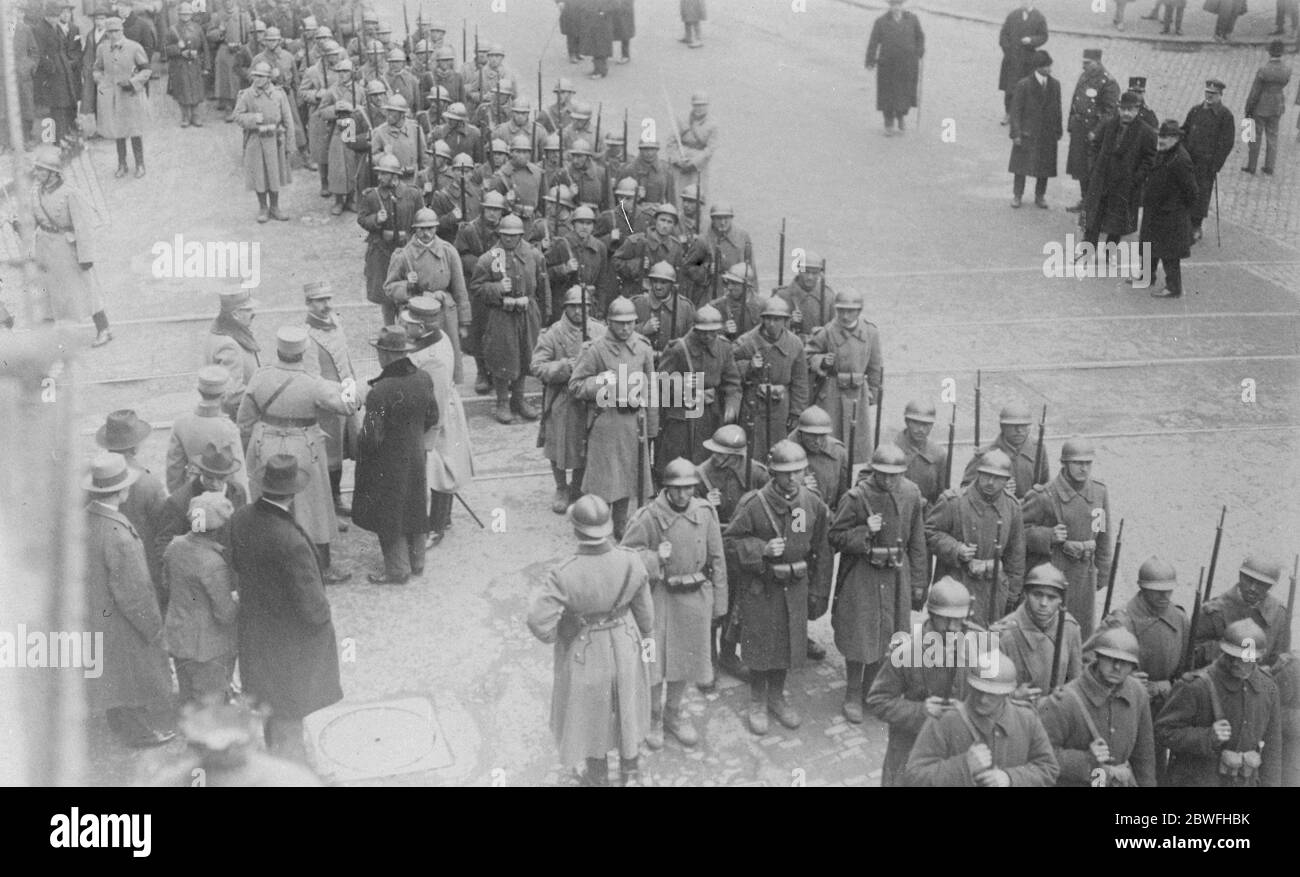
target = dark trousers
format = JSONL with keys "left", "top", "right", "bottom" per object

{"left": 883, "top": 111, "right": 908, "bottom": 128}
{"left": 566, "top": 34, "right": 580, "bottom": 57}
{"left": 429, "top": 489, "right": 453, "bottom": 533}
{"left": 593, "top": 56, "right": 609, "bottom": 76}
{"left": 265, "top": 715, "right": 307, "bottom": 763}
{"left": 1154, "top": 256, "right": 1182, "bottom": 294}
{"left": 381, "top": 299, "right": 401, "bottom": 326}
{"left": 1013, "top": 175, "right": 1049, "bottom": 198}
{"left": 1278, "top": 0, "right": 1299, "bottom": 30}
{"left": 115, "top": 136, "right": 144, "bottom": 167}
{"left": 1163, "top": 1, "right": 1186, "bottom": 30}
{"left": 1191, "top": 162, "right": 1215, "bottom": 225}
{"left": 379, "top": 530, "right": 426, "bottom": 578}
{"left": 174, "top": 652, "right": 235, "bottom": 706}
{"left": 1245, "top": 115, "right": 1280, "bottom": 172}
{"left": 1216, "top": 7, "right": 1243, "bottom": 36}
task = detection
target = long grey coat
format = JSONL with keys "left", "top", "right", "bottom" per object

{"left": 32, "top": 182, "right": 104, "bottom": 322}
{"left": 93, "top": 38, "right": 152, "bottom": 139}
{"left": 532, "top": 316, "right": 606, "bottom": 470}
{"left": 233, "top": 82, "right": 296, "bottom": 192}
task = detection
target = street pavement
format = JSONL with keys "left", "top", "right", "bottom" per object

{"left": 14, "top": 0, "right": 1296, "bottom": 785}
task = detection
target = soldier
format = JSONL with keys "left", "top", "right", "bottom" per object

{"left": 903, "top": 648, "right": 1060, "bottom": 787}
{"left": 1275, "top": 650, "right": 1300, "bottom": 787}
{"left": 207, "top": 2, "right": 252, "bottom": 118}
{"left": 384, "top": 208, "right": 471, "bottom": 382}
{"left": 203, "top": 290, "right": 261, "bottom": 420}
{"left": 1064, "top": 48, "right": 1119, "bottom": 213}
{"left": 233, "top": 61, "right": 296, "bottom": 223}
{"left": 317, "top": 58, "right": 365, "bottom": 215}
{"left": 432, "top": 101, "right": 483, "bottom": 164}
{"left": 697, "top": 424, "right": 769, "bottom": 683}
{"left": 469, "top": 214, "right": 549, "bottom": 424}
{"left": 426, "top": 46, "right": 465, "bottom": 106}
{"left": 655, "top": 306, "right": 741, "bottom": 470}
{"left": 625, "top": 136, "right": 676, "bottom": 205}
{"left": 992, "top": 562, "right": 1083, "bottom": 697}
{"left": 1142, "top": 119, "right": 1199, "bottom": 300}
{"left": 866, "top": 577, "right": 982, "bottom": 785}
{"left": 492, "top": 94, "right": 534, "bottom": 146}
{"left": 560, "top": 100, "right": 598, "bottom": 151}
{"left": 774, "top": 253, "right": 834, "bottom": 341}
{"left": 830, "top": 443, "right": 927, "bottom": 718}
{"left": 998, "top": 1, "right": 1049, "bottom": 125}
{"left": 960, "top": 403, "right": 1047, "bottom": 500}
{"left": 927, "top": 448, "right": 1025, "bottom": 627}
{"left": 1242, "top": 41, "right": 1292, "bottom": 177}
{"left": 94, "top": 409, "right": 168, "bottom": 596}
{"left": 565, "top": 138, "right": 607, "bottom": 209}
{"left": 621, "top": 458, "right": 727, "bottom": 749}
{"left": 530, "top": 186, "right": 579, "bottom": 299}
{"left": 164, "top": 2, "right": 209, "bottom": 128}
{"left": 383, "top": 48, "right": 419, "bottom": 111}
{"left": 456, "top": 189, "right": 508, "bottom": 393}
{"left": 528, "top": 496, "right": 654, "bottom": 787}
{"left": 708, "top": 263, "right": 764, "bottom": 343}
{"left": 1008, "top": 50, "right": 1062, "bottom": 209}
{"left": 236, "top": 326, "right": 359, "bottom": 584}
{"left": 723, "top": 441, "right": 832, "bottom": 735}
{"left": 680, "top": 0, "right": 706, "bottom": 47}
{"left": 468, "top": 43, "right": 515, "bottom": 108}
{"left": 788, "top": 406, "right": 849, "bottom": 524}
{"left": 444, "top": 152, "right": 485, "bottom": 226}
{"left": 1082, "top": 91, "right": 1157, "bottom": 257}
{"left": 539, "top": 134, "right": 573, "bottom": 197}
{"left": 631, "top": 261, "right": 694, "bottom": 357}
{"left": 1036, "top": 627, "right": 1155, "bottom": 786}
{"left": 567, "top": 206, "right": 615, "bottom": 315}
{"left": 93, "top": 16, "right": 151, "bottom": 177}
{"left": 595, "top": 177, "right": 652, "bottom": 256}
{"left": 894, "top": 398, "right": 947, "bottom": 507}
{"left": 1156, "top": 619, "right": 1282, "bottom": 786}
{"left": 253, "top": 26, "right": 296, "bottom": 92}
{"left": 599, "top": 130, "right": 628, "bottom": 178}
{"left": 498, "top": 134, "right": 546, "bottom": 222}
{"left": 371, "top": 94, "right": 426, "bottom": 182}
{"left": 472, "top": 78, "right": 515, "bottom": 133}
{"left": 360, "top": 154, "right": 423, "bottom": 324}
{"left": 734, "top": 297, "right": 810, "bottom": 467}
{"left": 569, "top": 296, "right": 658, "bottom": 539}
{"left": 679, "top": 184, "right": 705, "bottom": 238}
{"left": 479, "top": 137, "right": 512, "bottom": 187}
{"left": 29, "top": 146, "right": 113, "bottom": 348}
{"left": 865, "top": 0, "right": 925, "bottom": 136}
{"left": 300, "top": 40, "right": 342, "bottom": 193}
{"left": 533, "top": 286, "right": 606, "bottom": 514}
{"left": 1193, "top": 556, "right": 1291, "bottom": 668}
{"left": 1181, "top": 80, "right": 1235, "bottom": 244}
{"left": 416, "top": 86, "right": 452, "bottom": 140}
{"left": 539, "top": 77, "right": 577, "bottom": 134}
{"left": 805, "top": 289, "right": 882, "bottom": 462}
{"left": 667, "top": 92, "right": 718, "bottom": 202}
{"left": 1021, "top": 439, "right": 1112, "bottom": 639}
{"left": 415, "top": 138, "right": 454, "bottom": 216}
{"left": 167, "top": 366, "right": 248, "bottom": 494}
{"left": 302, "top": 282, "right": 360, "bottom": 520}
{"left": 614, "top": 203, "right": 686, "bottom": 302}
{"left": 152, "top": 442, "right": 248, "bottom": 568}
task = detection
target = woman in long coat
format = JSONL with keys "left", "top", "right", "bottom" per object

{"left": 94, "top": 18, "right": 152, "bottom": 176}
{"left": 1140, "top": 121, "right": 1199, "bottom": 298}
{"left": 164, "top": 6, "right": 210, "bottom": 127}
{"left": 864, "top": 1, "right": 924, "bottom": 134}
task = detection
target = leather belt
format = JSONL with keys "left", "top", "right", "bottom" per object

{"left": 262, "top": 415, "right": 317, "bottom": 428}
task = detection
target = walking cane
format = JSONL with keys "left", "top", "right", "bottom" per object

{"left": 1213, "top": 173, "right": 1221, "bottom": 247}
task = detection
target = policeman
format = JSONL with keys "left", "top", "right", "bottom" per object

{"left": 1037, "top": 627, "right": 1156, "bottom": 786}
{"left": 894, "top": 398, "right": 948, "bottom": 507}
{"left": 1193, "top": 556, "right": 1290, "bottom": 668}
{"left": 621, "top": 458, "right": 727, "bottom": 749}
{"left": 925, "top": 449, "right": 1026, "bottom": 627}
{"left": 613, "top": 203, "right": 685, "bottom": 302}
{"left": 774, "top": 252, "right": 835, "bottom": 341}
{"left": 788, "top": 406, "right": 849, "bottom": 521}
{"left": 991, "top": 562, "right": 1083, "bottom": 697}
{"left": 360, "top": 154, "right": 423, "bottom": 324}
{"left": 805, "top": 289, "right": 883, "bottom": 462}
{"left": 1065, "top": 48, "right": 1120, "bottom": 212}
{"left": 1180, "top": 80, "right": 1235, "bottom": 244}
{"left": 865, "top": 576, "right": 982, "bottom": 785}
{"left": 1021, "top": 438, "right": 1113, "bottom": 638}
{"left": 631, "top": 261, "right": 694, "bottom": 356}
{"left": 829, "top": 443, "right": 927, "bottom": 703}
{"left": 531, "top": 285, "right": 606, "bottom": 514}
{"left": 723, "top": 441, "right": 832, "bottom": 735}
{"left": 960, "top": 402, "right": 1048, "bottom": 501}
{"left": 655, "top": 305, "right": 741, "bottom": 470}
{"left": 1156, "top": 619, "right": 1282, "bottom": 787}
{"left": 569, "top": 297, "right": 659, "bottom": 539}
{"left": 527, "top": 495, "right": 654, "bottom": 787}
{"left": 1128, "top": 76, "right": 1159, "bottom": 131}
{"left": 696, "top": 424, "right": 770, "bottom": 683}
{"left": 733, "top": 296, "right": 810, "bottom": 466}
{"left": 903, "top": 648, "right": 1060, "bottom": 787}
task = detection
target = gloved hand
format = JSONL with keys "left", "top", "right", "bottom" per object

{"left": 1088, "top": 738, "right": 1111, "bottom": 765}
{"left": 1212, "top": 719, "right": 1233, "bottom": 744}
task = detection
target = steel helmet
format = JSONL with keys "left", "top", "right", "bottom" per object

{"left": 693, "top": 305, "right": 723, "bottom": 331}
{"left": 414, "top": 39, "right": 430, "bottom": 54}
{"left": 1239, "top": 555, "right": 1283, "bottom": 587}
{"left": 490, "top": 138, "right": 510, "bottom": 155}
{"left": 797, "top": 406, "right": 833, "bottom": 435}
{"left": 321, "top": 40, "right": 343, "bottom": 56}
{"left": 249, "top": 60, "right": 273, "bottom": 77}
{"left": 722, "top": 263, "right": 754, "bottom": 285}
{"left": 647, "top": 261, "right": 677, "bottom": 283}
{"left": 927, "top": 576, "right": 973, "bottom": 619}
{"left": 1024, "top": 562, "right": 1068, "bottom": 593}
{"left": 32, "top": 145, "right": 62, "bottom": 174}
{"left": 481, "top": 190, "right": 508, "bottom": 210}
{"left": 569, "top": 138, "right": 594, "bottom": 156}
{"left": 365, "top": 79, "right": 388, "bottom": 96}
{"left": 498, "top": 214, "right": 525, "bottom": 235}
{"left": 386, "top": 48, "right": 406, "bottom": 63}
{"left": 1136, "top": 556, "right": 1178, "bottom": 590}
{"left": 606, "top": 297, "right": 637, "bottom": 322}
{"left": 798, "top": 251, "right": 823, "bottom": 272}
{"left": 999, "top": 403, "right": 1033, "bottom": 425}
{"left": 1220, "top": 619, "right": 1267, "bottom": 659}
{"left": 761, "top": 296, "right": 793, "bottom": 318}
{"left": 869, "top": 443, "right": 908, "bottom": 474}
{"left": 681, "top": 184, "right": 701, "bottom": 202}
{"left": 435, "top": 46, "right": 456, "bottom": 61}
{"left": 556, "top": 77, "right": 576, "bottom": 93}
{"left": 1089, "top": 628, "right": 1140, "bottom": 665}
{"left": 509, "top": 134, "right": 531, "bottom": 152}
{"left": 428, "top": 86, "right": 451, "bottom": 104}
{"left": 332, "top": 57, "right": 354, "bottom": 72}
{"left": 486, "top": 43, "right": 505, "bottom": 57}
{"left": 430, "top": 139, "right": 452, "bottom": 160}
{"left": 614, "top": 177, "right": 638, "bottom": 197}
{"left": 571, "top": 205, "right": 596, "bottom": 222}
{"left": 383, "top": 94, "right": 409, "bottom": 113}
{"left": 662, "top": 458, "right": 701, "bottom": 487}
{"left": 569, "top": 494, "right": 613, "bottom": 540}
{"left": 411, "top": 207, "right": 438, "bottom": 228}
{"left": 637, "top": 136, "right": 660, "bottom": 149}
{"left": 543, "top": 132, "right": 562, "bottom": 151}
{"left": 832, "top": 289, "right": 864, "bottom": 310}
{"left": 967, "top": 650, "right": 1018, "bottom": 694}
{"left": 1060, "top": 439, "right": 1095, "bottom": 462}
{"left": 903, "top": 399, "right": 937, "bottom": 423}
{"left": 443, "top": 102, "right": 467, "bottom": 120}
{"left": 976, "top": 448, "right": 1013, "bottom": 478}
{"left": 569, "top": 101, "right": 591, "bottom": 119}
{"left": 451, "top": 152, "right": 475, "bottom": 170}
{"left": 768, "top": 440, "right": 809, "bottom": 473}
{"left": 653, "top": 203, "right": 679, "bottom": 221}
{"left": 703, "top": 424, "right": 747, "bottom": 455}
{"left": 562, "top": 285, "right": 590, "bottom": 307}
{"left": 511, "top": 96, "right": 531, "bottom": 113}
{"left": 374, "top": 153, "right": 402, "bottom": 174}
{"left": 605, "top": 131, "right": 625, "bottom": 145}
{"left": 709, "top": 203, "right": 735, "bottom": 218}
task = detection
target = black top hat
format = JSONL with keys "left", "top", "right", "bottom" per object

{"left": 1082, "top": 48, "right": 1102, "bottom": 61}
{"left": 95, "top": 409, "right": 153, "bottom": 451}
{"left": 195, "top": 442, "right": 242, "bottom": 477}
{"left": 256, "top": 454, "right": 310, "bottom": 495}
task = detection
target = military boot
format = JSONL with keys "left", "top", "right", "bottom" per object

{"left": 493, "top": 380, "right": 515, "bottom": 424}
{"left": 645, "top": 711, "right": 664, "bottom": 751}
{"left": 746, "top": 701, "right": 769, "bottom": 736}
{"left": 664, "top": 709, "right": 698, "bottom": 747}
{"left": 617, "top": 756, "right": 641, "bottom": 787}
{"left": 511, "top": 383, "right": 539, "bottom": 421}
{"left": 843, "top": 690, "right": 864, "bottom": 724}
{"left": 767, "top": 690, "right": 802, "bottom": 730}
{"left": 718, "top": 638, "right": 750, "bottom": 682}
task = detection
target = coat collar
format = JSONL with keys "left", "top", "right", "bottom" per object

{"left": 576, "top": 540, "right": 613, "bottom": 556}
{"left": 87, "top": 501, "right": 136, "bottom": 533}
{"left": 370, "top": 357, "right": 417, "bottom": 385}
{"left": 895, "top": 429, "right": 936, "bottom": 463}
{"left": 1077, "top": 666, "right": 1135, "bottom": 708}
{"left": 649, "top": 492, "right": 706, "bottom": 527}
{"left": 1209, "top": 659, "right": 1266, "bottom": 695}
{"left": 256, "top": 497, "right": 294, "bottom": 518}
{"left": 1125, "top": 593, "right": 1184, "bottom": 630}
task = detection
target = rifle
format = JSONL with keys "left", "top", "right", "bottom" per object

{"left": 1204, "top": 505, "right": 1227, "bottom": 603}
{"left": 1050, "top": 585, "right": 1066, "bottom": 690}
{"left": 636, "top": 409, "right": 647, "bottom": 507}
{"left": 991, "top": 519, "right": 1003, "bottom": 630}
{"left": 872, "top": 371, "right": 883, "bottom": 451}
{"left": 844, "top": 398, "right": 858, "bottom": 494}
{"left": 777, "top": 217, "right": 786, "bottom": 289}
{"left": 1181, "top": 567, "right": 1206, "bottom": 674}
{"left": 403, "top": 2, "right": 411, "bottom": 54}
{"left": 622, "top": 108, "right": 628, "bottom": 163}
{"left": 535, "top": 63, "right": 543, "bottom": 160}
{"left": 1102, "top": 518, "right": 1124, "bottom": 618}
{"left": 1032, "top": 404, "right": 1047, "bottom": 487}
{"left": 943, "top": 405, "right": 956, "bottom": 489}
{"left": 740, "top": 239, "right": 753, "bottom": 338}
{"left": 1284, "top": 554, "right": 1297, "bottom": 655}
{"left": 462, "top": 20, "right": 467, "bottom": 65}
{"left": 762, "top": 361, "right": 772, "bottom": 466}
{"left": 974, "top": 369, "right": 982, "bottom": 449}
{"left": 458, "top": 166, "right": 467, "bottom": 223}
{"left": 744, "top": 412, "right": 755, "bottom": 490}
{"left": 594, "top": 101, "right": 602, "bottom": 148}
{"left": 670, "top": 280, "right": 679, "bottom": 351}
{"left": 580, "top": 285, "right": 589, "bottom": 342}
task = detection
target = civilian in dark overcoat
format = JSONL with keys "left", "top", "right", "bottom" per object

{"left": 1141, "top": 121, "right": 1199, "bottom": 298}
{"left": 1007, "top": 51, "right": 1061, "bottom": 207}
{"left": 997, "top": 2, "right": 1049, "bottom": 118}
{"left": 578, "top": 0, "right": 615, "bottom": 80}
{"left": 32, "top": 2, "right": 84, "bottom": 143}
{"left": 1083, "top": 92, "right": 1157, "bottom": 243}
{"left": 864, "top": 0, "right": 924, "bottom": 135}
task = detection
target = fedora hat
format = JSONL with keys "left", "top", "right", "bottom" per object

{"left": 372, "top": 325, "right": 417, "bottom": 352}
{"left": 256, "top": 454, "right": 310, "bottom": 495}
{"left": 95, "top": 409, "right": 152, "bottom": 451}
{"left": 83, "top": 452, "right": 141, "bottom": 494}
{"left": 195, "top": 442, "right": 242, "bottom": 477}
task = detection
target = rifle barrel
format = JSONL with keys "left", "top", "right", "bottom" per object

{"left": 872, "top": 376, "right": 883, "bottom": 450}
{"left": 1032, "top": 404, "right": 1047, "bottom": 486}
{"left": 777, "top": 218, "right": 786, "bottom": 288}
{"left": 1102, "top": 518, "right": 1124, "bottom": 617}
{"left": 944, "top": 407, "right": 956, "bottom": 489}
{"left": 1182, "top": 568, "right": 1206, "bottom": 673}
{"left": 974, "top": 370, "right": 982, "bottom": 449}
{"left": 1050, "top": 595, "right": 1066, "bottom": 688}
{"left": 1203, "top": 505, "right": 1227, "bottom": 602}
{"left": 845, "top": 398, "right": 858, "bottom": 494}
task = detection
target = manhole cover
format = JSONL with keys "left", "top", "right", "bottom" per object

{"left": 306, "top": 696, "right": 454, "bottom": 782}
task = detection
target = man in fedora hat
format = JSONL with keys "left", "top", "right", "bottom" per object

{"left": 32, "top": 0, "right": 82, "bottom": 145}
{"left": 233, "top": 59, "right": 296, "bottom": 222}
{"left": 1008, "top": 50, "right": 1062, "bottom": 209}
{"left": 204, "top": 289, "right": 262, "bottom": 420}
{"left": 153, "top": 442, "right": 248, "bottom": 569}
{"left": 92, "top": 15, "right": 151, "bottom": 178}
{"left": 352, "top": 327, "right": 439, "bottom": 584}
{"left": 229, "top": 454, "right": 343, "bottom": 761}
{"left": 238, "top": 326, "right": 359, "bottom": 584}
{"left": 1140, "top": 119, "right": 1198, "bottom": 299}
{"left": 168, "top": 365, "right": 248, "bottom": 493}
{"left": 83, "top": 452, "right": 176, "bottom": 749}
{"left": 302, "top": 282, "right": 361, "bottom": 521}
{"left": 164, "top": 2, "right": 209, "bottom": 128}
{"left": 404, "top": 296, "right": 475, "bottom": 548}
{"left": 95, "top": 409, "right": 168, "bottom": 598}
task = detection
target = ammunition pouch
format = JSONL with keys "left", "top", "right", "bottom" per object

{"left": 664, "top": 571, "right": 709, "bottom": 593}
{"left": 835, "top": 372, "right": 863, "bottom": 391}
{"left": 755, "top": 383, "right": 786, "bottom": 403}
{"left": 1218, "top": 749, "right": 1244, "bottom": 778}
{"left": 1240, "top": 750, "right": 1261, "bottom": 779}
{"left": 867, "top": 546, "right": 903, "bottom": 570}
{"left": 766, "top": 559, "right": 808, "bottom": 584}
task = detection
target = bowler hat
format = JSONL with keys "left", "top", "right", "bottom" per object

{"left": 372, "top": 325, "right": 417, "bottom": 352}
{"left": 255, "top": 454, "right": 310, "bottom": 494}
{"left": 95, "top": 409, "right": 152, "bottom": 451}
{"left": 83, "top": 452, "right": 141, "bottom": 494}
{"left": 1157, "top": 119, "right": 1183, "bottom": 138}
{"left": 1033, "top": 50, "right": 1052, "bottom": 69}
{"left": 195, "top": 442, "right": 242, "bottom": 477}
